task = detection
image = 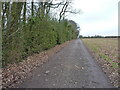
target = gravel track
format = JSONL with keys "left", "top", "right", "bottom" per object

{"left": 17, "top": 39, "right": 114, "bottom": 88}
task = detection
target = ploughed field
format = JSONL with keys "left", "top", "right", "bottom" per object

{"left": 82, "top": 38, "right": 118, "bottom": 87}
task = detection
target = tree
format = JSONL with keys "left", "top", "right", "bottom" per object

{"left": 2, "top": 1, "right": 80, "bottom": 67}
{"left": 23, "top": 2, "right": 26, "bottom": 22}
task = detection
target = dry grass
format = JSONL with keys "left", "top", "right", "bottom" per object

{"left": 82, "top": 38, "right": 118, "bottom": 87}
{"left": 82, "top": 38, "right": 118, "bottom": 68}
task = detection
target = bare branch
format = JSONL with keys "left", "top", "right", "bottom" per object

{"left": 65, "top": 10, "right": 80, "bottom": 14}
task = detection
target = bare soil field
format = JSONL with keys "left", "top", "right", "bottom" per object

{"left": 82, "top": 38, "right": 118, "bottom": 87}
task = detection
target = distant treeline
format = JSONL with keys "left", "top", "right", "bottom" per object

{"left": 79, "top": 35, "right": 119, "bottom": 38}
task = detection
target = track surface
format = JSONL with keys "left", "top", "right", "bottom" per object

{"left": 18, "top": 39, "right": 114, "bottom": 88}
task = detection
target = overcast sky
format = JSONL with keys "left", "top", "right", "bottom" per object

{"left": 68, "top": 0, "right": 119, "bottom": 36}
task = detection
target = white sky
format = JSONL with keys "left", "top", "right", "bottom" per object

{"left": 68, "top": 0, "right": 119, "bottom": 36}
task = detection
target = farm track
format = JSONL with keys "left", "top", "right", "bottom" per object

{"left": 17, "top": 39, "right": 114, "bottom": 88}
